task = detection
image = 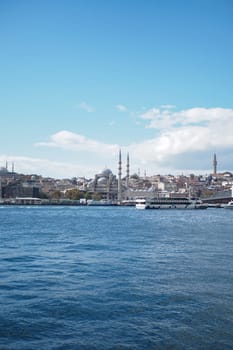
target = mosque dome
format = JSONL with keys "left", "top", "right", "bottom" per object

{"left": 101, "top": 168, "right": 112, "bottom": 177}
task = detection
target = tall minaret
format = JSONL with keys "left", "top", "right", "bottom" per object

{"left": 118, "top": 149, "right": 122, "bottom": 203}
{"left": 126, "top": 152, "right": 129, "bottom": 188}
{"left": 213, "top": 153, "right": 217, "bottom": 175}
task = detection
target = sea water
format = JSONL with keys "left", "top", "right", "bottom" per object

{"left": 0, "top": 206, "right": 233, "bottom": 350}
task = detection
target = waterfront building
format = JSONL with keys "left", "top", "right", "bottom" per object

{"left": 1, "top": 180, "right": 40, "bottom": 199}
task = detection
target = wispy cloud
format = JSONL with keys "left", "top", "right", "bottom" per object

{"left": 160, "top": 104, "right": 176, "bottom": 109}
{"left": 116, "top": 104, "right": 128, "bottom": 112}
{"left": 76, "top": 101, "right": 95, "bottom": 113}
{"left": 109, "top": 121, "right": 116, "bottom": 126}
{"left": 0, "top": 154, "right": 98, "bottom": 178}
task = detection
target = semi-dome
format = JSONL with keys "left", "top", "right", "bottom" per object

{"left": 98, "top": 177, "right": 107, "bottom": 184}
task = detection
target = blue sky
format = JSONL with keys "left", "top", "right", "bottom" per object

{"left": 0, "top": 0, "right": 233, "bottom": 178}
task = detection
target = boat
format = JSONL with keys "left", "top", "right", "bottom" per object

{"left": 135, "top": 198, "right": 147, "bottom": 209}
{"left": 224, "top": 200, "right": 233, "bottom": 209}
{"left": 136, "top": 197, "right": 207, "bottom": 210}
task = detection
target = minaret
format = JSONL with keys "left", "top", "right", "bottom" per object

{"left": 126, "top": 152, "right": 129, "bottom": 188}
{"left": 118, "top": 149, "right": 122, "bottom": 203}
{"left": 213, "top": 153, "right": 217, "bottom": 175}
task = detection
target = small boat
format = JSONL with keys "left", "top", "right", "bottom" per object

{"left": 224, "top": 200, "right": 233, "bottom": 209}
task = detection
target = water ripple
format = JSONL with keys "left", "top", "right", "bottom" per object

{"left": 0, "top": 206, "right": 233, "bottom": 349}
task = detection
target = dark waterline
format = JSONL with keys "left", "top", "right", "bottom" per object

{"left": 0, "top": 206, "right": 233, "bottom": 349}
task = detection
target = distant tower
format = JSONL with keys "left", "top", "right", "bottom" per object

{"left": 213, "top": 153, "right": 217, "bottom": 175}
{"left": 126, "top": 152, "right": 129, "bottom": 188}
{"left": 12, "top": 162, "right": 15, "bottom": 173}
{"left": 117, "top": 149, "right": 122, "bottom": 203}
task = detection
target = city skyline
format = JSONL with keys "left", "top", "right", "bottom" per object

{"left": 1, "top": 0, "right": 233, "bottom": 178}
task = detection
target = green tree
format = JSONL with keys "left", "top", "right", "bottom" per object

{"left": 92, "top": 192, "right": 102, "bottom": 201}
{"left": 84, "top": 191, "right": 92, "bottom": 200}
{"left": 65, "top": 188, "right": 81, "bottom": 200}
{"left": 51, "top": 190, "right": 62, "bottom": 199}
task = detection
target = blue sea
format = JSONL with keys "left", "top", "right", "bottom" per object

{"left": 0, "top": 206, "right": 233, "bottom": 350}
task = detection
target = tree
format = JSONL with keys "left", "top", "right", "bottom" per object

{"left": 84, "top": 191, "right": 92, "bottom": 200}
{"left": 51, "top": 190, "right": 62, "bottom": 199}
{"left": 65, "top": 189, "right": 81, "bottom": 200}
{"left": 92, "top": 192, "right": 102, "bottom": 201}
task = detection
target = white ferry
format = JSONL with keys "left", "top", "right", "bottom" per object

{"left": 135, "top": 197, "right": 207, "bottom": 210}
{"left": 224, "top": 200, "right": 233, "bottom": 209}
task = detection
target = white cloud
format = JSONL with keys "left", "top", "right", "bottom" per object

{"left": 116, "top": 104, "right": 128, "bottom": 112}
{"left": 129, "top": 126, "right": 211, "bottom": 162}
{"left": 140, "top": 107, "right": 233, "bottom": 130}
{"left": 76, "top": 101, "right": 94, "bottom": 113}
{"left": 128, "top": 106, "right": 233, "bottom": 173}
{"left": 35, "top": 130, "right": 119, "bottom": 155}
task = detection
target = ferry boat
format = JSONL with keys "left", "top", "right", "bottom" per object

{"left": 135, "top": 197, "right": 207, "bottom": 210}
{"left": 135, "top": 198, "right": 147, "bottom": 210}
{"left": 224, "top": 200, "right": 233, "bottom": 209}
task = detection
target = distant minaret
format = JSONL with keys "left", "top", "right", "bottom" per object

{"left": 213, "top": 153, "right": 217, "bottom": 175}
{"left": 12, "top": 162, "right": 15, "bottom": 173}
{"left": 118, "top": 149, "right": 122, "bottom": 203}
{"left": 126, "top": 152, "right": 129, "bottom": 188}
{"left": 5, "top": 161, "right": 8, "bottom": 171}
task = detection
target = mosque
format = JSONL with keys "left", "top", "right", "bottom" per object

{"left": 86, "top": 150, "right": 129, "bottom": 203}
{"left": 0, "top": 162, "right": 15, "bottom": 178}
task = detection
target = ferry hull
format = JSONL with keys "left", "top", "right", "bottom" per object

{"left": 145, "top": 205, "right": 207, "bottom": 210}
